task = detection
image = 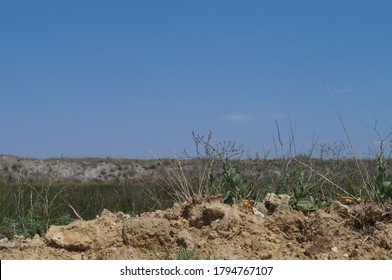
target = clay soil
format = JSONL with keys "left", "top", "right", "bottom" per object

{"left": 1, "top": 194, "right": 392, "bottom": 260}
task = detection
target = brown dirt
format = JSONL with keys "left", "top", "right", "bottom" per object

{"left": 1, "top": 194, "right": 391, "bottom": 260}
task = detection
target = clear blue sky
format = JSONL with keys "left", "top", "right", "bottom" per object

{"left": 0, "top": 0, "right": 391, "bottom": 159}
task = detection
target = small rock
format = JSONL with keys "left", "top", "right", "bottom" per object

{"left": 176, "top": 229, "right": 194, "bottom": 248}
{"left": 351, "top": 249, "right": 359, "bottom": 257}
{"left": 241, "top": 231, "right": 250, "bottom": 237}
{"left": 263, "top": 193, "right": 290, "bottom": 213}
{"left": 45, "top": 221, "right": 96, "bottom": 251}
{"left": 331, "top": 246, "right": 338, "bottom": 253}
{"left": 100, "top": 209, "right": 113, "bottom": 218}
{"left": 253, "top": 202, "right": 268, "bottom": 215}
{"left": 252, "top": 207, "right": 265, "bottom": 217}
{"left": 331, "top": 201, "right": 351, "bottom": 218}
{"left": 0, "top": 238, "right": 16, "bottom": 250}
{"left": 208, "top": 231, "right": 219, "bottom": 240}
{"left": 187, "top": 204, "right": 226, "bottom": 228}
{"left": 71, "top": 254, "right": 82, "bottom": 260}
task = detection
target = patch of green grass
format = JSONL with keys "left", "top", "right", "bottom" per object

{"left": 0, "top": 181, "right": 148, "bottom": 239}
{"left": 0, "top": 183, "right": 73, "bottom": 239}
{"left": 174, "top": 245, "right": 215, "bottom": 260}
{"left": 176, "top": 245, "right": 199, "bottom": 260}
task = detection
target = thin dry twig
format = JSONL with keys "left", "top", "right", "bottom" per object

{"left": 292, "top": 157, "right": 357, "bottom": 199}
{"left": 66, "top": 202, "right": 83, "bottom": 220}
{"left": 285, "top": 27, "right": 368, "bottom": 195}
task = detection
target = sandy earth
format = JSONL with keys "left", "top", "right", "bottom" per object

{"left": 1, "top": 194, "right": 391, "bottom": 260}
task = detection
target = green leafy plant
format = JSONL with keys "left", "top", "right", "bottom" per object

{"left": 142, "top": 131, "right": 247, "bottom": 207}
{"left": 345, "top": 180, "right": 358, "bottom": 198}
{"left": 221, "top": 158, "right": 253, "bottom": 204}
{"left": 288, "top": 171, "right": 319, "bottom": 212}
{"left": 336, "top": 181, "right": 363, "bottom": 204}
{"left": 192, "top": 133, "right": 254, "bottom": 204}
{"left": 333, "top": 136, "right": 392, "bottom": 203}
{"left": 370, "top": 148, "right": 392, "bottom": 200}
{"left": 176, "top": 245, "right": 199, "bottom": 260}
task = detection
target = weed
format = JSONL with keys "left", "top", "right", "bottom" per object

{"left": 368, "top": 139, "right": 392, "bottom": 200}
{"left": 286, "top": 171, "right": 320, "bottom": 212}
{"left": 176, "top": 245, "right": 199, "bottom": 260}
{"left": 0, "top": 180, "right": 145, "bottom": 239}
{"left": 221, "top": 158, "right": 253, "bottom": 204}
{"left": 0, "top": 183, "right": 70, "bottom": 238}
{"left": 142, "top": 131, "right": 249, "bottom": 207}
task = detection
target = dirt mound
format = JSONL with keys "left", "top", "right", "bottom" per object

{"left": 1, "top": 194, "right": 391, "bottom": 260}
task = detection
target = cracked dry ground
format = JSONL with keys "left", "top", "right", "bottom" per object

{"left": 1, "top": 194, "right": 392, "bottom": 260}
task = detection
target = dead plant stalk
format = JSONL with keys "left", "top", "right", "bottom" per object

{"left": 292, "top": 157, "right": 356, "bottom": 199}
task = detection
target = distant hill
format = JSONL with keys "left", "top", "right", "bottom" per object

{"left": 0, "top": 155, "right": 161, "bottom": 184}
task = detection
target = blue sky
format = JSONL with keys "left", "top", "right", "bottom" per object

{"left": 0, "top": 0, "right": 391, "bottom": 159}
